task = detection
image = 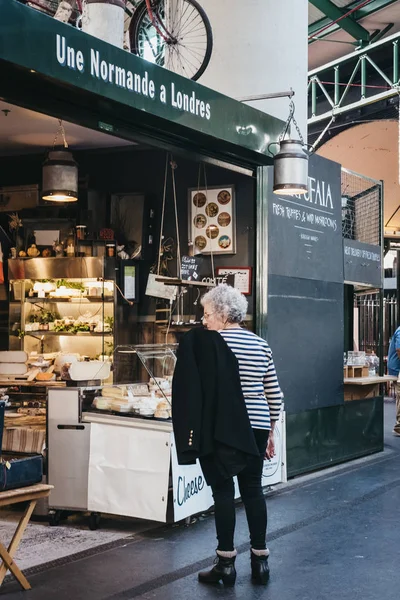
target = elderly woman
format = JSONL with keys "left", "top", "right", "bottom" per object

{"left": 197, "top": 284, "right": 283, "bottom": 586}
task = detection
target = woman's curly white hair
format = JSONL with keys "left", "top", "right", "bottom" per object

{"left": 201, "top": 284, "right": 248, "bottom": 324}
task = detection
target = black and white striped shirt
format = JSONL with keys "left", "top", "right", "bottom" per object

{"left": 219, "top": 328, "right": 283, "bottom": 430}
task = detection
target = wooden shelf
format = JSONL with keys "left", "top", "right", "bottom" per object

{"left": 23, "top": 331, "right": 113, "bottom": 337}
{"left": 155, "top": 276, "right": 214, "bottom": 288}
{"left": 11, "top": 297, "right": 113, "bottom": 303}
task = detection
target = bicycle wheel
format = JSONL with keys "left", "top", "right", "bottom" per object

{"left": 130, "top": 0, "right": 213, "bottom": 81}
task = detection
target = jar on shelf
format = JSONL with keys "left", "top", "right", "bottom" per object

{"left": 106, "top": 244, "right": 115, "bottom": 257}
{"left": 76, "top": 225, "right": 87, "bottom": 240}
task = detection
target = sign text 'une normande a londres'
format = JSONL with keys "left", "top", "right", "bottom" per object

{"left": 56, "top": 34, "right": 212, "bottom": 120}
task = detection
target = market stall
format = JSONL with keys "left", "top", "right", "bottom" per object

{"left": 0, "top": 0, "right": 385, "bottom": 496}
{"left": 47, "top": 369, "right": 286, "bottom": 527}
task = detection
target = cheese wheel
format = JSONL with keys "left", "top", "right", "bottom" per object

{"left": 0, "top": 363, "right": 28, "bottom": 375}
{"left": 0, "top": 351, "right": 28, "bottom": 364}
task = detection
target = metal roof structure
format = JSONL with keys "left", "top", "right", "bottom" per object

{"left": 309, "top": 1, "right": 400, "bottom": 70}
{"left": 308, "top": 1, "right": 400, "bottom": 148}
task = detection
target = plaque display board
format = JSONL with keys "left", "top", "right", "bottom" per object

{"left": 189, "top": 186, "right": 236, "bottom": 255}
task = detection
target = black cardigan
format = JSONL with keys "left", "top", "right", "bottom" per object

{"left": 172, "top": 328, "right": 259, "bottom": 484}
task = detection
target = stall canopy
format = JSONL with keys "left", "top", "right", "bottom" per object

{"left": 0, "top": 0, "right": 284, "bottom": 170}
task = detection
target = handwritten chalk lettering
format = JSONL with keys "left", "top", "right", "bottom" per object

{"left": 345, "top": 246, "right": 380, "bottom": 262}
{"left": 285, "top": 207, "right": 302, "bottom": 220}
{"left": 314, "top": 215, "right": 337, "bottom": 231}
{"left": 177, "top": 475, "right": 205, "bottom": 506}
{"left": 362, "top": 250, "right": 380, "bottom": 262}
{"left": 295, "top": 177, "right": 334, "bottom": 209}
{"left": 273, "top": 203, "right": 285, "bottom": 217}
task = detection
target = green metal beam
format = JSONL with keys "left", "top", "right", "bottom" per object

{"left": 309, "top": 0, "right": 398, "bottom": 42}
{"left": 308, "top": 31, "right": 400, "bottom": 125}
{"left": 370, "top": 22, "right": 394, "bottom": 43}
{"left": 309, "top": 0, "right": 371, "bottom": 41}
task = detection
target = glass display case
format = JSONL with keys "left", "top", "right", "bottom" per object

{"left": 85, "top": 344, "right": 178, "bottom": 420}
{"left": 8, "top": 258, "right": 114, "bottom": 361}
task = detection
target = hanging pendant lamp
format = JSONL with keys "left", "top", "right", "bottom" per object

{"left": 273, "top": 139, "right": 308, "bottom": 196}
{"left": 42, "top": 120, "right": 78, "bottom": 203}
{"left": 272, "top": 100, "right": 308, "bottom": 196}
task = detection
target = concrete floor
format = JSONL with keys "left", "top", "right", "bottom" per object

{"left": 0, "top": 510, "right": 157, "bottom": 572}
{"left": 1, "top": 399, "right": 399, "bottom": 599}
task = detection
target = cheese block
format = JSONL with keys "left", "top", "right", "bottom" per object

{"left": 101, "top": 386, "right": 128, "bottom": 399}
{"left": 69, "top": 361, "right": 110, "bottom": 382}
{"left": 0, "top": 351, "right": 28, "bottom": 364}
{"left": 0, "top": 363, "right": 28, "bottom": 376}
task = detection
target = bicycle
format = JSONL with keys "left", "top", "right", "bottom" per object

{"left": 20, "top": 0, "right": 213, "bottom": 82}
{"left": 127, "top": 0, "right": 213, "bottom": 81}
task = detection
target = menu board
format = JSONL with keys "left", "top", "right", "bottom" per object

{"left": 181, "top": 255, "right": 207, "bottom": 281}
{"left": 189, "top": 185, "right": 236, "bottom": 255}
{"left": 268, "top": 154, "right": 343, "bottom": 284}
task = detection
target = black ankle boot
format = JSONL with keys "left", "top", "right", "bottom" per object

{"left": 198, "top": 553, "right": 237, "bottom": 586}
{"left": 251, "top": 550, "right": 270, "bottom": 585}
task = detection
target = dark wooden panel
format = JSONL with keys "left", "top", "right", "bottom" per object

{"left": 268, "top": 275, "right": 344, "bottom": 414}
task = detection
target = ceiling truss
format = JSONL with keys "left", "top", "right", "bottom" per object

{"left": 309, "top": 0, "right": 398, "bottom": 44}
{"left": 308, "top": 30, "right": 400, "bottom": 125}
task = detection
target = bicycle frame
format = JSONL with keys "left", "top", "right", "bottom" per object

{"left": 125, "top": 1, "right": 175, "bottom": 46}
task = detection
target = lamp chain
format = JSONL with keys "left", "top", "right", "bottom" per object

{"left": 53, "top": 119, "right": 69, "bottom": 149}
{"left": 279, "top": 100, "right": 305, "bottom": 146}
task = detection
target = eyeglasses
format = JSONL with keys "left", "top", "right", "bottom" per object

{"left": 202, "top": 312, "right": 215, "bottom": 321}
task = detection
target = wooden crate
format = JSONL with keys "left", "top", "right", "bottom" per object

{"left": 346, "top": 366, "right": 369, "bottom": 378}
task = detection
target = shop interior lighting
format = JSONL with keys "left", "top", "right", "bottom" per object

{"left": 42, "top": 119, "right": 78, "bottom": 203}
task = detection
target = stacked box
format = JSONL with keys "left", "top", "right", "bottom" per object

{"left": 0, "top": 401, "right": 43, "bottom": 491}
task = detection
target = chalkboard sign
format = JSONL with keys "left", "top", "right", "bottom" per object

{"left": 268, "top": 154, "right": 343, "bottom": 284}
{"left": 268, "top": 275, "right": 344, "bottom": 413}
{"left": 343, "top": 240, "right": 382, "bottom": 288}
{"left": 181, "top": 255, "right": 207, "bottom": 281}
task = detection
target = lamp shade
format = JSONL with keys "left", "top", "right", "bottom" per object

{"left": 273, "top": 139, "right": 308, "bottom": 195}
{"left": 42, "top": 150, "right": 78, "bottom": 202}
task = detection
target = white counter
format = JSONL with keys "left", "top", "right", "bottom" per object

{"left": 48, "top": 388, "right": 286, "bottom": 524}
{"left": 82, "top": 412, "right": 172, "bottom": 433}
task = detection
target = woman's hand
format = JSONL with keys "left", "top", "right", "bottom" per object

{"left": 265, "top": 433, "right": 275, "bottom": 460}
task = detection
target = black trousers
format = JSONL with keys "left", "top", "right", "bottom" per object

{"left": 208, "top": 428, "right": 270, "bottom": 551}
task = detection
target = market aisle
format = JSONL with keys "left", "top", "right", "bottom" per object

{"left": 0, "top": 511, "right": 158, "bottom": 573}
{"left": 1, "top": 401, "right": 399, "bottom": 600}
